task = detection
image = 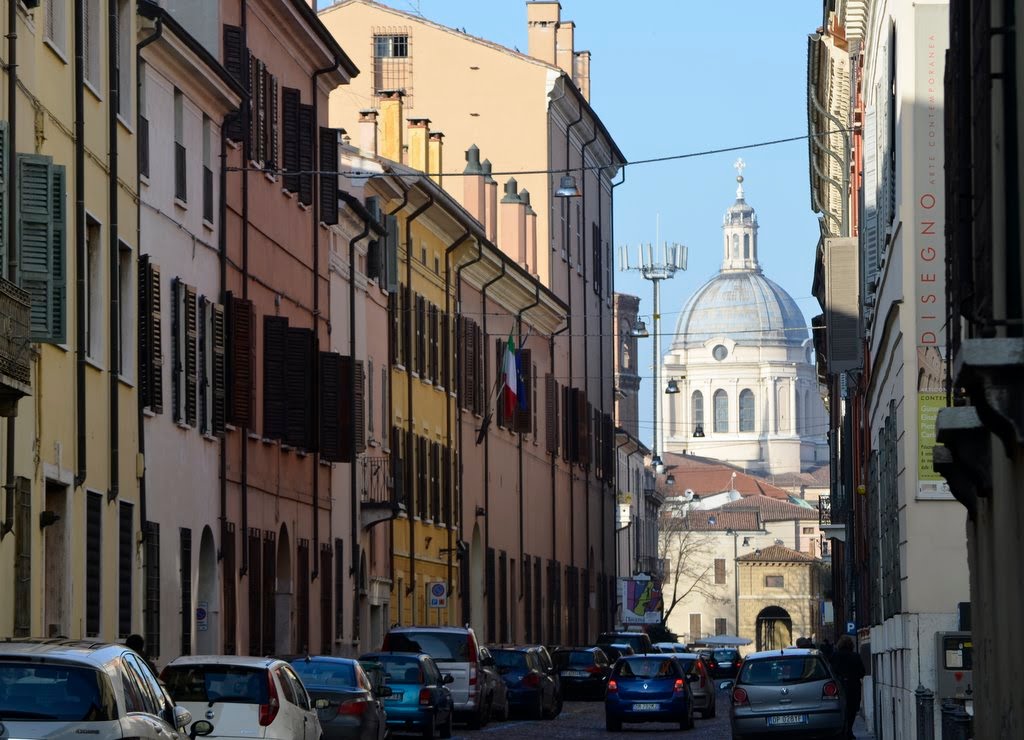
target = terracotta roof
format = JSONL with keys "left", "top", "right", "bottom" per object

{"left": 675, "top": 510, "right": 761, "bottom": 532}
{"left": 736, "top": 544, "right": 819, "bottom": 563}
{"left": 657, "top": 453, "right": 791, "bottom": 500}
{"left": 720, "top": 495, "right": 819, "bottom": 522}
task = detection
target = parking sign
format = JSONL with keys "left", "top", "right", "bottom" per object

{"left": 428, "top": 582, "right": 447, "bottom": 608}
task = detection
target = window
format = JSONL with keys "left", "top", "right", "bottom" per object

{"left": 118, "top": 243, "right": 133, "bottom": 378}
{"left": 171, "top": 279, "right": 197, "bottom": 425}
{"left": 381, "top": 365, "right": 388, "bottom": 442}
{"left": 743, "top": 233, "right": 750, "bottom": 259}
{"left": 713, "top": 389, "right": 729, "bottom": 433}
{"left": 248, "top": 57, "right": 279, "bottom": 170}
{"left": 714, "top": 558, "right": 726, "bottom": 585}
{"left": 84, "top": 0, "right": 99, "bottom": 90}
{"left": 372, "top": 31, "right": 412, "bottom": 104}
{"left": 765, "top": 575, "right": 784, "bottom": 588}
{"left": 86, "top": 217, "right": 102, "bottom": 359}
{"left": 731, "top": 233, "right": 739, "bottom": 258}
{"left": 202, "top": 116, "right": 213, "bottom": 223}
{"left": 138, "top": 256, "right": 163, "bottom": 413}
{"left": 715, "top": 618, "right": 728, "bottom": 636}
{"left": 86, "top": 491, "right": 102, "bottom": 637}
{"left": 17, "top": 154, "right": 68, "bottom": 343}
{"left": 45, "top": 0, "right": 67, "bottom": 55}
{"left": 173, "top": 89, "right": 186, "bottom": 202}
{"left": 712, "top": 344, "right": 728, "bottom": 361}
{"left": 691, "top": 390, "right": 703, "bottom": 428}
{"left": 739, "top": 389, "right": 755, "bottom": 432}
{"left": 116, "top": 0, "right": 131, "bottom": 119}
{"left": 689, "top": 613, "right": 702, "bottom": 640}
{"left": 179, "top": 528, "right": 192, "bottom": 654}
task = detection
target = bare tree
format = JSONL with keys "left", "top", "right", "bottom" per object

{"left": 657, "top": 514, "right": 727, "bottom": 628}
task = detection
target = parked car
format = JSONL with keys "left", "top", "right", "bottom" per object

{"left": 604, "top": 654, "right": 694, "bottom": 732}
{"left": 597, "top": 643, "right": 635, "bottom": 663}
{"left": 710, "top": 648, "right": 742, "bottom": 679}
{"left": 0, "top": 639, "right": 195, "bottom": 739}
{"left": 490, "top": 647, "right": 559, "bottom": 719}
{"left": 653, "top": 642, "right": 690, "bottom": 654}
{"left": 477, "top": 647, "right": 510, "bottom": 722}
{"left": 596, "top": 631, "right": 654, "bottom": 656}
{"left": 552, "top": 646, "right": 611, "bottom": 700}
{"left": 672, "top": 653, "right": 717, "bottom": 718}
{"left": 728, "top": 648, "right": 845, "bottom": 738}
{"left": 359, "top": 651, "right": 454, "bottom": 739}
{"left": 161, "top": 655, "right": 328, "bottom": 740}
{"left": 381, "top": 625, "right": 491, "bottom": 728}
{"left": 529, "top": 644, "right": 562, "bottom": 705}
{"left": 288, "top": 656, "right": 389, "bottom": 740}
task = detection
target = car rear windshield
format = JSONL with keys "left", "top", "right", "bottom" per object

{"left": 161, "top": 665, "right": 269, "bottom": 704}
{"left": 714, "top": 649, "right": 740, "bottom": 661}
{"left": 384, "top": 631, "right": 469, "bottom": 662}
{"left": 739, "top": 657, "right": 829, "bottom": 685}
{"left": 490, "top": 651, "right": 528, "bottom": 670}
{"left": 613, "top": 657, "right": 680, "bottom": 679}
{"left": 0, "top": 662, "right": 115, "bottom": 721}
{"left": 368, "top": 656, "right": 424, "bottom": 684}
{"left": 290, "top": 660, "right": 356, "bottom": 688}
{"left": 554, "top": 651, "right": 595, "bottom": 668}
{"left": 598, "top": 633, "right": 647, "bottom": 651}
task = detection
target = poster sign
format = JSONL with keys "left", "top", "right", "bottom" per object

{"left": 428, "top": 582, "right": 447, "bottom": 609}
{"left": 620, "top": 576, "right": 663, "bottom": 625}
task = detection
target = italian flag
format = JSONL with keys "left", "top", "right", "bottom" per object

{"left": 501, "top": 331, "right": 519, "bottom": 420}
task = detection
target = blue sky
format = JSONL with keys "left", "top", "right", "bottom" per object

{"left": 370, "top": 0, "right": 824, "bottom": 450}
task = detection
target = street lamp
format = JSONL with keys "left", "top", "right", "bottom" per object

{"left": 665, "top": 378, "right": 680, "bottom": 394}
{"left": 630, "top": 319, "right": 649, "bottom": 338}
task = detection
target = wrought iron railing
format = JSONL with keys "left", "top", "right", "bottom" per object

{"left": 0, "top": 277, "right": 31, "bottom": 387}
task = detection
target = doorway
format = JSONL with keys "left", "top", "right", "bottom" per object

{"left": 755, "top": 605, "right": 793, "bottom": 651}
{"left": 196, "top": 526, "right": 219, "bottom": 653}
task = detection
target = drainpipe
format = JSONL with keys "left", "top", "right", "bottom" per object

{"left": 107, "top": 0, "right": 121, "bottom": 504}
{"left": 578, "top": 124, "right": 597, "bottom": 626}
{"left": 442, "top": 230, "right": 472, "bottom": 604}
{"left": 1, "top": 0, "right": 16, "bottom": 539}
{"left": 453, "top": 237, "right": 483, "bottom": 626}
{"left": 135, "top": 7, "right": 165, "bottom": 545}
{"left": 404, "top": 193, "right": 433, "bottom": 623}
{"left": 239, "top": 0, "right": 250, "bottom": 578}
{"left": 74, "top": 0, "right": 87, "bottom": 491}
{"left": 385, "top": 188, "right": 408, "bottom": 592}
{"left": 480, "top": 261, "right": 506, "bottom": 602}
{"left": 516, "top": 286, "right": 540, "bottom": 611}
{"left": 547, "top": 320, "right": 568, "bottom": 637}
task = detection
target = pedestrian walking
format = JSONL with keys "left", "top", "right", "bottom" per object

{"left": 126, "top": 633, "right": 159, "bottom": 674}
{"left": 830, "top": 635, "right": 866, "bottom": 739}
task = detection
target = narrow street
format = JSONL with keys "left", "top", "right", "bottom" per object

{"left": 448, "top": 690, "right": 733, "bottom": 740}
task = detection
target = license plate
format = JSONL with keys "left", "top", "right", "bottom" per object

{"left": 632, "top": 703, "right": 659, "bottom": 711}
{"left": 385, "top": 692, "right": 403, "bottom": 701}
{"left": 767, "top": 714, "right": 808, "bottom": 726}
{"left": 561, "top": 670, "right": 586, "bottom": 677}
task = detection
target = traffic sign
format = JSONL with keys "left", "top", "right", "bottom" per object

{"left": 428, "top": 582, "right": 447, "bottom": 608}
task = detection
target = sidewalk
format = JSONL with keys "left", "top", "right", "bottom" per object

{"left": 853, "top": 712, "right": 876, "bottom": 739}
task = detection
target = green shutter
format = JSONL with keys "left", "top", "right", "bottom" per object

{"left": 0, "top": 121, "right": 8, "bottom": 270}
{"left": 17, "top": 154, "right": 66, "bottom": 343}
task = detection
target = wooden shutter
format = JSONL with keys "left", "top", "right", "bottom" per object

{"left": 319, "top": 352, "right": 343, "bottom": 462}
{"left": 118, "top": 501, "right": 133, "bottom": 638}
{"left": 180, "top": 527, "right": 192, "bottom": 654}
{"left": 262, "top": 315, "right": 288, "bottom": 440}
{"left": 18, "top": 155, "right": 66, "bottom": 342}
{"left": 462, "top": 318, "right": 475, "bottom": 412}
{"left": 284, "top": 327, "right": 314, "bottom": 449}
{"left": 319, "top": 127, "right": 339, "bottom": 225}
{"left": 690, "top": 613, "right": 702, "bottom": 641}
{"left": 223, "top": 25, "right": 245, "bottom": 141}
{"left": 137, "top": 256, "right": 153, "bottom": 410}
{"left": 228, "top": 295, "right": 255, "bottom": 427}
{"left": 473, "top": 323, "right": 484, "bottom": 416}
{"left": 545, "top": 375, "right": 558, "bottom": 454}
{"left": 384, "top": 214, "right": 399, "bottom": 293}
{"left": 211, "top": 303, "right": 226, "bottom": 435}
{"left": 427, "top": 303, "right": 437, "bottom": 382}
{"left": 592, "top": 222, "right": 602, "bottom": 296}
{"left": 415, "top": 294, "right": 425, "bottom": 376}
{"left": 441, "top": 311, "right": 450, "bottom": 390}
{"left": 494, "top": 338, "right": 505, "bottom": 428}
{"left": 144, "top": 521, "right": 162, "bottom": 658}
{"left": 514, "top": 348, "right": 531, "bottom": 434}
{"left": 602, "top": 413, "right": 614, "bottom": 483}
{"left": 281, "top": 88, "right": 301, "bottom": 193}
{"left": 86, "top": 492, "right": 102, "bottom": 636}
{"left": 171, "top": 278, "right": 182, "bottom": 421}
{"left": 354, "top": 359, "right": 366, "bottom": 454}
{"left": 715, "top": 558, "right": 726, "bottom": 584}
{"left": 577, "top": 393, "right": 590, "bottom": 466}
{"left": 338, "top": 355, "right": 357, "bottom": 463}
{"left": 297, "top": 104, "right": 314, "bottom": 206}
{"left": 185, "top": 285, "right": 198, "bottom": 426}
{"left": 267, "top": 71, "right": 278, "bottom": 171}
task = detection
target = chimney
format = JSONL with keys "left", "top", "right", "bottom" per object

{"left": 378, "top": 90, "right": 404, "bottom": 162}
{"left": 358, "top": 109, "right": 378, "bottom": 156}
{"left": 500, "top": 178, "right": 526, "bottom": 264}
{"left": 521, "top": 189, "right": 538, "bottom": 274}
{"left": 527, "top": 1, "right": 560, "bottom": 66}
{"left": 428, "top": 131, "right": 444, "bottom": 186}
{"left": 574, "top": 51, "right": 591, "bottom": 101}
{"left": 407, "top": 117, "right": 430, "bottom": 174}
{"left": 555, "top": 20, "right": 575, "bottom": 78}
{"left": 482, "top": 159, "right": 498, "bottom": 242}
{"left": 463, "top": 144, "right": 485, "bottom": 224}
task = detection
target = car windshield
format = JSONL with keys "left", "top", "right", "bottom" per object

{"left": 384, "top": 632, "right": 468, "bottom": 662}
{"left": 161, "top": 665, "right": 269, "bottom": 704}
{"left": 740, "top": 657, "right": 828, "bottom": 685}
{"left": 613, "top": 658, "right": 679, "bottom": 680}
{"left": 491, "top": 651, "right": 528, "bottom": 670}
{"left": 290, "top": 660, "right": 356, "bottom": 688}
{"left": 0, "top": 662, "right": 115, "bottom": 721}
{"left": 367, "top": 656, "right": 424, "bottom": 684}
{"left": 554, "top": 651, "right": 595, "bottom": 668}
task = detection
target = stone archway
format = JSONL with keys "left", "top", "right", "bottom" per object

{"left": 275, "top": 525, "right": 293, "bottom": 654}
{"left": 470, "top": 523, "right": 484, "bottom": 637}
{"left": 195, "top": 526, "right": 219, "bottom": 654}
{"left": 756, "top": 605, "right": 793, "bottom": 651}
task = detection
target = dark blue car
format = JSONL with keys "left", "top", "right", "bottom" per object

{"left": 359, "top": 652, "right": 454, "bottom": 738}
{"left": 604, "top": 654, "right": 694, "bottom": 732}
{"left": 490, "top": 647, "right": 559, "bottom": 720}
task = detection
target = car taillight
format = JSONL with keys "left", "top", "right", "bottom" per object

{"left": 673, "top": 678, "right": 685, "bottom": 694}
{"left": 467, "top": 634, "right": 479, "bottom": 698}
{"left": 607, "top": 679, "right": 618, "bottom": 693}
{"left": 732, "top": 687, "right": 749, "bottom": 706}
{"left": 523, "top": 672, "right": 541, "bottom": 688}
{"left": 419, "top": 688, "right": 433, "bottom": 706}
{"left": 822, "top": 681, "right": 840, "bottom": 699}
{"left": 259, "top": 673, "right": 280, "bottom": 726}
{"left": 338, "top": 698, "right": 369, "bottom": 716}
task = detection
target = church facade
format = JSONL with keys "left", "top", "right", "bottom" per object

{"left": 661, "top": 165, "right": 828, "bottom": 475}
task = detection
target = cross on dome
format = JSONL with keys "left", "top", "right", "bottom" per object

{"left": 734, "top": 157, "right": 746, "bottom": 198}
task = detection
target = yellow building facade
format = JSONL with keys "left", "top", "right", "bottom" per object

{"left": 0, "top": 1, "right": 139, "bottom": 641}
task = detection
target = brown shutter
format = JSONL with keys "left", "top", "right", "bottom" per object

{"left": 138, "top": 257, "right": 164, "bottom": 414}
{"left": 577, "top": 393, "right": 590, "bottom": 466}
{"left": 416, "top": 295, "right": 426, "bottom": 376}
{"left": 263, "top": 316, "right": 288, "bottom": 440}
{"left": 514, "top": 348, "right": 532, "bottom": 434}
{"left": 389, "top": 291, "right": 398, "bottom": 365}
{"left": 545, "top": 374, "right": 558, "bottom": 454}
{"left": 319, "top": 127, "right": 339, "bottom": 225}
{"left": 463, "top": 319, "right": 476, "bottom": 412}
{"left": 338, "top": 356, "right": 358, "bottom": 463}
{"left": 297, "top": 104, "right": 314, "bottom": 206}
{"left": 185, "top": 285, "right": 198, "bottom": 426}
{"left": 354, "top": 359, "right": 366, "bottom": 454}
{"left": 211, "top": 303, "right": 226, "bottom": 435}
{"left": 229, "top": 295, "right": 255, "bottom": 427}
{"left": 281, "top": 88, "right": 301, "bottom": 193}
{"left": 137, "top": 255, "right": 151, "bottom": 409}
{"left": 428, "top": 304, "right": 437, "bottom": 382}
{"left": 284, "top": 327, "right": 315, "bottom": 449}
{"left": 171, "top": 278, "right": 182, "bottom": 422}
{"left": 473, "top": 323, "right": 484, "bottom": 416}
{"left": 267, "top": 71, "right": 278, "bottom": 171}
{"left": 441, "top": 311, "right": 450, "bottom": 390}
{"left": 223, "top": 25, "right": 246, "bottom": 141}
{"left": 714, "top": 558, "right": 726, "bottom": 585}
{"left": 319, "top": 352, "right": 343, "bottom": 462}
{"left": 495, "top": 338, "right": 505, "bottom": 428}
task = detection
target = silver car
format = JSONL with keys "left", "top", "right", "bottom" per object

{"left": 729, "top": 648, "right": 844, "bottom": 738}
{"left": 672, "top": 652, "right": 717, "bottom": 718}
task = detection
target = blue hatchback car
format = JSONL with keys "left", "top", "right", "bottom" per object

{"left": 359, "top": 652, "right": 454, "bottom": 738}
{"left": 604, "top": 654, "right": 694, "bottom": 732}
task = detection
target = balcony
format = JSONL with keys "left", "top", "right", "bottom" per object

{"left": 818, "top": 495, "right": 847, "bottom": 542}
{"left": 360, "top": 455, "right": 405, "bottom": 530}
{"left": 0, "top": 277, "right": 31, "bottom": 416}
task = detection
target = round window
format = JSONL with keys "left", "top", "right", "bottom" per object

{"left": 712, "top": 345, "right": 728, "bottom": 361}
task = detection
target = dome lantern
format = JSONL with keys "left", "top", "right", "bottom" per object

{"left": 722, "top": 158, "right": 760, "bottom": 272}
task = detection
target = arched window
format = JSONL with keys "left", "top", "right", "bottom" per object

{"left": 739, "top": 389, "right": 755, "bottom": 432}
{"left": 732, "top": 234, "right": 739, "bottom": 257}
{"left": 713, "top": 389, "right": 729, "bottom": 433}
{"left": 692, "top": 391, "right": 704, "bottom": 428}
{"left": 743, "top": 233, "right": 751, "bottom": 258}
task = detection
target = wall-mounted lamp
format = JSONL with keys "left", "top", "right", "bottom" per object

{"left": 39, "top": 510, "right": 61, "bottom": 530}
{"left": 475, "top": 506, "right": 487, "bottom": 517}
{"left": 665, "top": 379, "right": 680, "bottom": 395}
{"left": 693, "top": 424, "right": 705, "bottom": 438}
{"left": 630, "top": 319, "right": 649, "bottom": 338}
{"left": 651, "top": 454, "right": 663, "bottom": 470}
{"left": 665, "top": 473, "right": 676, "bottom": 486}
{"left": 742, "top": 536, "right": 751, "bottom": 547}
{"left": 555, "top": 174, "right": 581, "bottom": 198}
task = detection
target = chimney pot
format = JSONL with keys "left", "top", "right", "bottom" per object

{"left": 462, "top": 145, "right": 486, "bottom": 224}
{"left": 428, "top": 131, "right": 444, "bottom": 186}
{"left": 407, "top": 117, "right": 431, "bottom": 174}
{"left": 359, "top": 109, "right": 379, "bottom": 156}
{"left": 378, "top": 91, "right": 405, "bottom": 162}
{"left": 464, "top": 144, "right": 483, "bottom": 174}
{"left": 501, "top": 178, "right": 521, "bottom": 203}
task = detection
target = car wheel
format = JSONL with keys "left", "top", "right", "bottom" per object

{"left": 606, "top": 716, "right": 622, "bottom": 732}
{"left": 439, "top": 711, "right": 453, "bottom": 739}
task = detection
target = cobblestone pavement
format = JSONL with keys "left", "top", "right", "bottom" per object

{"left": 444, "top": 688, "right": 734, "bottom": 739}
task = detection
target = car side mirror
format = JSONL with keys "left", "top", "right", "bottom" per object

{"left": 443, "top": 674, "right": 455, "bottom": 684}
{"left": 173, "top": 706, "right": 193, "bottom": 731}
{"left": 376, "top": 685, "right": 393, "bottom": 698}
{"left": 314, "top": 698, "right": 331, "bottom": 710}
{"left": 190, "top": 720, "right": 215, "bottom": 738}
